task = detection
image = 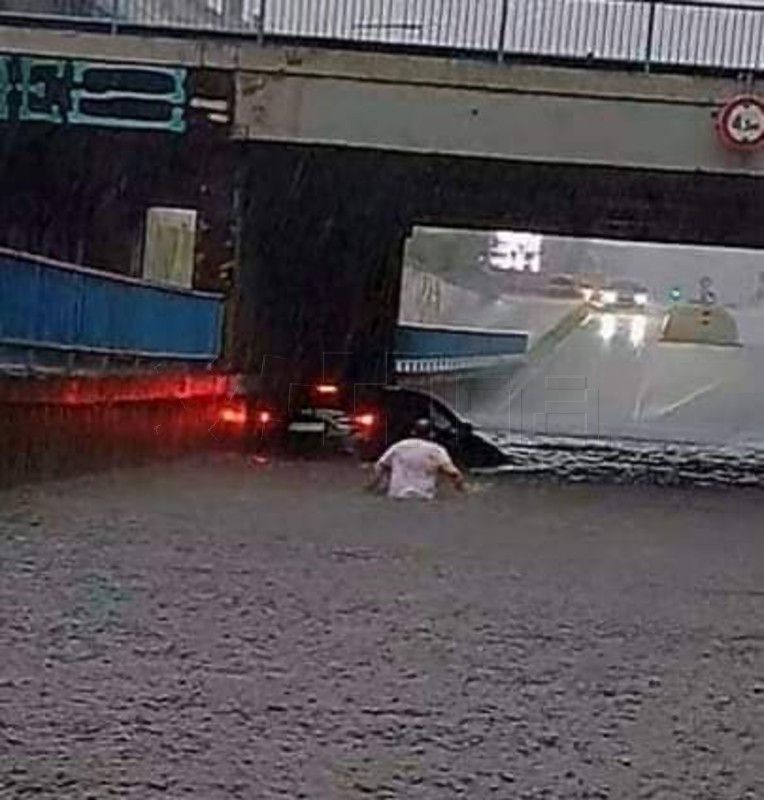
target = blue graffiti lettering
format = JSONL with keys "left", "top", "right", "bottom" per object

{"left": 69, "top": 61, "right": 186, "bottom": 133}
{"left": 0, "top": 54, "right": 188, "bottom": 133}
{"left": 0, "top": 56, "right": 10, "bottom": 120}
{"left": 17, "top": 57, "right": 64, "bottom": 124}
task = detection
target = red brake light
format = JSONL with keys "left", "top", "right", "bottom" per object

{"left": 315, "top": 384, "right": 340, "bottom": 396}
{"left": 354, "top": 413, "right": 377, "bottom": 429}
{"left": 220, "top": 405, "right": 247, "bottom": 425}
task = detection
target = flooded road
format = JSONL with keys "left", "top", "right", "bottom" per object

{"left": 466, "top": 306, "right": 764, "bottom": 448}
{"left": 1, "top": 458, "right": 763, "bottom": 799}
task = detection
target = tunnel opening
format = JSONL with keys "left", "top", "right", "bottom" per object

{"left": 229, "top": 143, "right": 764, "bottom": 480}
{"left": 397, "top": 225, "right": 764, "bottom": 460}
{"left": 5, "top": 126, "right": 764, "bottom": 482}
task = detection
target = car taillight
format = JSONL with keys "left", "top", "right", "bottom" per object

{"left": 257, "top": 410, "right": 273, "bottom": 425}
{"left": 220, "top": 405, "right": 247, "bottom": 425}
{"left": 315, "top": 384, "right": 340, "bottom": 396}
{"left": 354, "top": 412, "right": 377, "bottom": 429}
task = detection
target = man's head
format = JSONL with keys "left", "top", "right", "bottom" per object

{"left": 411, "top": 418, "right": 433, "bottom": 439}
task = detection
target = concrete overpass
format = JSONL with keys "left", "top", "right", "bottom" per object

{"left": 2, "top": 22, "right": 764, "bottom": 247}
{"left": 1, "top": 22, "right": 763, "bottom": 177}
{"left": 4, "top": 6, "right": 764, "bottom": 480}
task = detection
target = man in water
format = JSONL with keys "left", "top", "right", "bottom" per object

{"left": 371, "top": 418, "right": 466, "bottom": 500}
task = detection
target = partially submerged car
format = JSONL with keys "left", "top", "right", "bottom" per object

{"left": 222, "top": 382, "right": 508, "bottom": 469}
{"left": 545, "top": 274, "right": 581, "bottom": 299}
{"left": 350, "top": 385, "right": 509, "bottom": 469}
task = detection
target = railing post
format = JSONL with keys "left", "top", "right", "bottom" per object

{"left": 109, "top": 0, "right": 119, "bottom": 35}
{"left": 258, "top": 0, "right": 267, "bottom": 45}
{"left": 497, "top": 0, "right": 510, "bottom": 63}
{"left": 644, "top": 0, "right": 657, "bottom": 73}
{"left": 223, "top": 0, "right": 244, "bottom": 31}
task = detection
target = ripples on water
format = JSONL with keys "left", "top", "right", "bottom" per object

{"left": 484, "top": 433, "right": 764, "bottom": 489}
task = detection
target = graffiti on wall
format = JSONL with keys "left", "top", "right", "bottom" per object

{"left": 0, "top": 55, "right": 232, "bottom": 133}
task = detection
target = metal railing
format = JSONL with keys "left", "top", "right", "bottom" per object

{"left": 394, "top": 322, "right": 528, "bottom": 375}
{"left": 1, "top": 0, "right": 764, "bottom": 72}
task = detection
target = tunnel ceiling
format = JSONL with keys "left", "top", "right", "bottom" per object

{"left": 249, "top": 143, "right": 764, "bottom": 250}
{"left": 409, "top": 155, "right": 762, "bottom": 249}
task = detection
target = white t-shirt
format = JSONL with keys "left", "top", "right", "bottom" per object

{"left": 376, "top": 438, "right": 457, "bottom": 500}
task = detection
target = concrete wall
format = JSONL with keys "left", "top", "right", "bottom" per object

{"left": 236, "top": 69, "right": 761, "bottom": 175}
{"left": 233, "top": 50, "right": 764, "bottom": 176}
{"left": 399, "top": 266, "right": 485, "bottom": 326}
{"left": 400, "top": 266, "right": 580, "bottom": 346}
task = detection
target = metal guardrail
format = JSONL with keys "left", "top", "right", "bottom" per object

{"left": 394, "top": 322, "right": 528, "bottom": 374}
{"left": 0, "top": 248, "right": 224, "bottom": 372}
{"left": 1, "top": 0, "right": 764, "bottom": 72}
{"left": 395, "top": 354, "right": 523, "bottom": 375}
{"left": 396, "top": 322, "right": 529, "bottom": 357}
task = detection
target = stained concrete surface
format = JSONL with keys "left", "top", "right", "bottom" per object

{"left": 1, "top": 455, "right": 762, "bottom": 799}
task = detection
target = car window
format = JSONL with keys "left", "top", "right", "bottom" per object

{"left": 387, "top": 390, "right": 460, "bottom": 432}
{"left": 384, "top": 391, "right": 429, "bottom": 426}
{"left": 428, "top": 400, "right": 460, "bottom": 433}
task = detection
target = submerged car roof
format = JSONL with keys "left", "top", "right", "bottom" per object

{"left": 373, "top": 385, "right": 471, "bottom": 423}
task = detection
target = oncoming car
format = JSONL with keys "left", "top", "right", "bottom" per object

{"left": 590, "top": 280, "right": 649, "bottom": 311}
{"left": 545, "top": 274, "right": 580, "bottom": 299}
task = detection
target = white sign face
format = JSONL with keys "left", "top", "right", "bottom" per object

{"left": 717, "top": 96, "right": 764, "bottom": 150}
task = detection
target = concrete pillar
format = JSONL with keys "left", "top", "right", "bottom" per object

{"left": 234, "top": 146, "right": 409, "bottom": 390}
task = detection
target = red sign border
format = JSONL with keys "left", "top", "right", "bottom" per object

{"left": 716, "top": 95, "right": 764, "bottom": 152}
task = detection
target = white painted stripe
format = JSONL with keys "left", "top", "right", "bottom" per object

{"left": 190, "top": 97, "right": 230, "bottom": 112}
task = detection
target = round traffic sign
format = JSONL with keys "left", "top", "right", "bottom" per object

{"left": 716, "top": 95, "right": 764, "bottom": 151}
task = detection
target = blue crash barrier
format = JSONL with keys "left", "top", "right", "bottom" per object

{"left": 0, "top": 248, "right": 223, "bottom": 371}
{"left": 394, "top": 322, "right": 529, "bottom": 375}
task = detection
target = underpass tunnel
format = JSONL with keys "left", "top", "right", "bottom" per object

{"left": 0, "top": 126, "right": 764, "bottom": 450}
{"left": 394, "top": 221, "right": 764, "bottom": 450}
{"left": 1, "top": 127, "right": 759, "bottom": 380}
{"left": 5, "top": 124, "right": 759, "bottom": 452}
{"left": 6, "top": 50, "right": 764, "bottom": 480}
{"left": 230, "top": 143, "right": 764, "bottom": 451}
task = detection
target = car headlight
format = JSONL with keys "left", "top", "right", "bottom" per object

{"left": 601, "top": 290, "right": 617, "bottom": 305}
{"left": 634, "top": 292, "right": 648, "bottom": 306}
